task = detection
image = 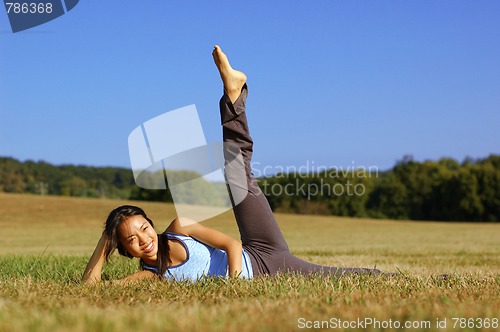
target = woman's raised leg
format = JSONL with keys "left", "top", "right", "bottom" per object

{"left": 213, "top": 46, "right": 381, "bottom": 277}
{"left": 213, "top": 46, "right": 290, "bottom": 275}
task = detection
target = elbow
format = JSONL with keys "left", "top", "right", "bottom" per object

{"left": 225, "top": 239, "right": 242, "bottom": 254}
{"left": 81, "top": 268, "right": 102, "bottom": 285}
{"left": 81, "top": 276, "right": 100, "bottom": 285}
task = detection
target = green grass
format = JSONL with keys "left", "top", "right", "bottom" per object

{"left": 0, "top": 193, "right": 499, "bottom": 331}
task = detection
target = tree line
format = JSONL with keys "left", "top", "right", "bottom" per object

{"left": 0, "top": 157, "right": 135, "bottom": 199}
{"left": 0, "top": 155, "right": 498, "bottom": 222}
{"left": 260, "top": 155, "right": 499, "bottom": 222}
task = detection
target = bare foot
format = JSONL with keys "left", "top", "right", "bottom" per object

{"left": 212, "top": 45, "right": 247, "bottom": 103}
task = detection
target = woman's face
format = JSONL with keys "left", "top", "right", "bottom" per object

{"left": 118, "top": 215, "right": 158, "bottom": 265}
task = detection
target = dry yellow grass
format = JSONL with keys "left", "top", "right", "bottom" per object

{"left": 1, "top": 192, "right": 498, "bottom": 276}
{"left": 0, "top": 193, "right": 499, "bottom": 332}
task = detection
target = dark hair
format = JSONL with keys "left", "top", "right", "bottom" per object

{"left": 104, "top": 205, "right": 170, "bottom": 277}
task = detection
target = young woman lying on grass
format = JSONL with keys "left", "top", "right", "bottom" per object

{"left": 82, "top": 46, "right": 382, "bottom": 284}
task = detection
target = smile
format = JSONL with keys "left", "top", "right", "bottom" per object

{"left": 144, "top": 242, "right": 154, "bottom": 253}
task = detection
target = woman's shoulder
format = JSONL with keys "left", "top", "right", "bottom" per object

{"left": 162, "top": 230, "right": 191, "bottom": 240}
{"left": 164, "top": 216, "right": 191, "bottom": 235}
{"left": 165, "top": 216, "right": 201, "bottom": 235}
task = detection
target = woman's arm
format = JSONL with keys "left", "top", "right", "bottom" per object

{"left": 166, "top": 217, "right": 243, "bottom": 277}
{"left": 82, "top": 232, "right": 156, "bottom": 284}
{"left": 82, "top": 232, "right": 108, "bottom": 284}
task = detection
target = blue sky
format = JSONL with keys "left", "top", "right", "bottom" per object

{"left": 1, "top": 1, "right": 499, "bottom": 173}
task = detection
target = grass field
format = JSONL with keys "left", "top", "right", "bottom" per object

{"left": 0, "top": 193, "right": 499, "bottom": 331}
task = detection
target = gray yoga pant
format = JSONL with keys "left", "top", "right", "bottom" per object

{"left": 220, "top": 84, "right": 380, "bottom": 277}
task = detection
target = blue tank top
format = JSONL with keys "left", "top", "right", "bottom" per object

{"left": 142, "top": 232, "right": 253, "bottom": 281}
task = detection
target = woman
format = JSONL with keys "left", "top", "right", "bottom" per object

{"left": 82, "top": 46, "right": 380, "bottom": 284}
